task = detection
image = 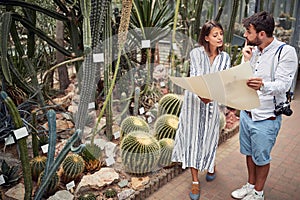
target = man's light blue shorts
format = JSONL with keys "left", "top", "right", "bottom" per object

{"left": 239, "top": 110, "right": 282, "bottom": 166}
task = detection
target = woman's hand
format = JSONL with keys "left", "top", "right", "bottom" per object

{"left": 199, "top": 96, "right": 212, "bottom": 104}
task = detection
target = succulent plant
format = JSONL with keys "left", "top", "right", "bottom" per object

{"left": 158, "top": 93, "right": 183, "bottom": 117}
{"left": 61, "top": 154, "right": 85, "bottom": 183}
{"left": 78, "top": 192, "right": 97, "bottom": 200}
{"left": 0, "top": 159, "right": 21, "bottom": 187}
{"left": 30, "top": 156, "right": 47, "bottom": 181}
{"left": 121, "top": 131, "right": 161, "bottom": 174}
{"left": 120, "top": 116, "right": 150, "bottom": 139}
{"left": 154, "top": 114, "right": 179, "bottom": 140}
{"left": 158, "top": 138, "right": 175, "bottom": 167}
{"left": 38, "top": 171, "right": 60, "bottom": 196}
{"left": 80, "top": 143, "right": 102, "bottom": 172}
{"left": 104, "top": 188, "right": 117, "bottom": 198}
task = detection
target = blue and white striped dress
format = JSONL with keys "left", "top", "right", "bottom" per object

{"left": 171, "top": 46, "right": 231, "bottom": 173}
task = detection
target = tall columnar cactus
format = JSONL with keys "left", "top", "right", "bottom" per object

{"left": 154, "top": 114, "right": 179, "bottom": 140}
{"left": 30, "top": 155, "right": 47, "bottom": 181}
{"left": 120, "top": 116, "right": 150, "bottom": 139}
{"left": 0, "top": 91, "right": 32, "bottom": 199}
{"left": 121, "top": 131, "right": 160, "bottom": 174}
{"left": 34, "top": 110, "right": 85, "bottom": 200}
{"left": 37, "top": 171, "right": 60, "bottom": 196}
{"left": 62, "top": 153, "right": 85, "bottom": 183}
{"left": 158, "top": 138, "right": 175, "bottom": 167}
{"left": 133, "top": 87, "right": 141, "bottom": 116}
{"left": 158, "top": 94, "right": 183, "bottom": 117}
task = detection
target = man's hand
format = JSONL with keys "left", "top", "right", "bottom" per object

{"left": 199, "top": 97, "right": 212, "bottom": 104}
{"left": 242, "top": 40, "right": 254, "bottom": 62}
{"left": 247, "top": 77, "right": 264, "bottom": 90}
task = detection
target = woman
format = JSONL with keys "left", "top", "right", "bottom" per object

{"left": 171, "top": 21, "right": 231, "bottom": 200}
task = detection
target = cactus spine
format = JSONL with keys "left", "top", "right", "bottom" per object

{"left": 158, "top": 94, "right": 183, "bottom": 117}
{"left": 154, "top": 114, "right": 179, "bottom": 140}
{"left": 30, "top": 155, "right": 47, "bottom": 181}
{"left": 121, "top": 131, "right": 160, "bottom": 174}
{"left": 0, "top": 91, "right": 32, "bottom": 199}
{"left": 62, "top": 154, "right": 85, "bottom": 182}
{"left": 158, "top": 138, "right": 175, "bottom": 167}
{"left": 120, "top": 116, "right": 150, "bottom": 139}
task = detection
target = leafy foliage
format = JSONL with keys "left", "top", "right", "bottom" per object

{"left": 0, "top": 160, "right": 21, "bottom": 187}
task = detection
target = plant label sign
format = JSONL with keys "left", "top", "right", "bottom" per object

{"left": 93, "top": 53, "right": 104, "bottom": 63}
{"left": 5, "top": 135, "right": 15, "bottom": 145}
{"left": 88, "top": 102, "right": 96, "bottom": 109}
{"left": 147, "top": 117, "right": 153, "bottom": 124}
{"left": 139, "top": 107, "right": 145, "bottom": 115}
{"left": 105, "top": 157, "right": 115, "bottom": 166}
{"left": 66, "top": 180, "right": 75, "bottom": 190}
{"left": 13, "top": 127, "right": 29, "bottom": 140}
{"left": 113, "top": 131, "right": 120, "bottom": 139}
{"left": 0, "top": 175, "right": 5, "bottom": 185}
{"left": 172, "top": 43, "right": 178, "bottom": 50}
{"left": 141, "top": 40, "right": 151, "bottom": 48}
{"left": 41, "top": 144, "right": 49, "bottom": 154}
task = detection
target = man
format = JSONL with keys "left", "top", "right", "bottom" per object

{"left": 231, "top": 11, "right": 298, "bottom": 200}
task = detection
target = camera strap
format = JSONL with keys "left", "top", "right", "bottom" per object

{"left": 271, "top": 43, "right": 286, "bottom": 105}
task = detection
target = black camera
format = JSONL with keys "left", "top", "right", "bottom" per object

{"left": 274, "top": 101, "right": 293, "bottom": 116}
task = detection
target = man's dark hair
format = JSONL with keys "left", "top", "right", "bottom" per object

{"left": 242, "top": 11, "right": 274, "bottom": 37}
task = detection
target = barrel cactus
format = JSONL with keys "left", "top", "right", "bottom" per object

{"left": 120, "top": 116, "right": 150, "bottom": 139}
{"left": 80, "top": 143, "right": 102, "bottom": 172}
{"left": 78, "top": 193, "right": 97, "bottom": 200}
{"left": 219, "top": 111, "right": 226, "bottom": 132}
{"left": 158, "top": 93, "right": 183, "bottom": 117}
{"left": 158, "top": 138, "right": 175, "bottom": 167}
{"left": 30, "top": 156, "right": 47, "bottom": 181}
{"left": 61, "top": 154, "right": 85, "bottom": 183}
{"left": 121, "top": 131, "right": 160, "bottom": 174}
{"left": 104, "top": 188, "right": 117, "bottom": 198}
{"left": 154, "top": 114, "right": 179, "bottom": 140}
{"left": 38, "top": 171, "right": 60, "bottom": 196}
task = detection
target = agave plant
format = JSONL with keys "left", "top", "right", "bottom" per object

{"left": 0, "top": 160, "right": 21, "bottom": 187}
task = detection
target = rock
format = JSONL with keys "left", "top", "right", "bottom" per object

{"left": 75, "top": 167, "right": 119, "bottom": 194}
{"left": 117, "top": 189, "right": 135, "bottom": 200}
{"left": 47, "top": 190, "right": 74, "bottom": 200}
{"left": 5, "top": 183, "right": 24, "bottom": 200}
{"left": 118, "top": 179, "right": 129, "bottom": 188}
{"left": 131, "top": 176, "right": 150, "bottom": 190}
{"left": 105, "top": 142, "right": 117, "bottom": 158}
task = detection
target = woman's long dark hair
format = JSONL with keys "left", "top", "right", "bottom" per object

{"left": 198, "top": 20, "right": 224, "bottom": 55}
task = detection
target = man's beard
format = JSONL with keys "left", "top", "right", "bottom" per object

{"left": 247, "top": 36, "right": 262, "bottom": 46}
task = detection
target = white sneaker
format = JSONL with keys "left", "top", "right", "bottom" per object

{"left": 242, "top": 191, "right": 264, "bottom": 200}
{"left": 231, "top": 184, "right": 254, "bottom": 199}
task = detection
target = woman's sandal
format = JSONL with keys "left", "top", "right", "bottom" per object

{"left": 189, "top": 183, "right": 200, "bottom": 200}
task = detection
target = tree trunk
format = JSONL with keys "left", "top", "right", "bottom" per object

{"left": 56, "top": 20, "right": 70, "bottom": 91}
